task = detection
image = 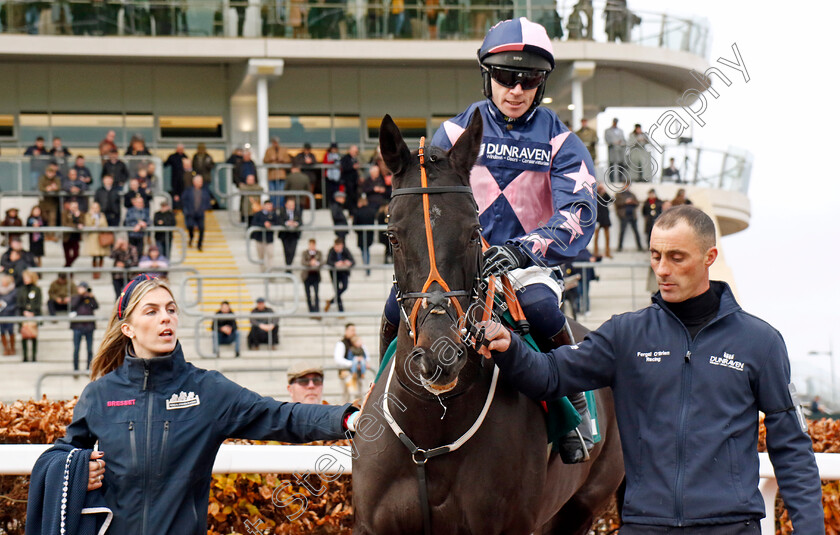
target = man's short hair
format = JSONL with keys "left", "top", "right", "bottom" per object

{"left": 345, "top": 323, "right": 355, "bottom": 330}
{"left": 654, "top": 205, "right": 716, "bottom": 252}
{"left": 334, "top": 238, "right": 344, "bottom": 246}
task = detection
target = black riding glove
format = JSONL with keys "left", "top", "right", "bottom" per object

{"left": 483, "top": 245, "right": 529, "bottom": 278}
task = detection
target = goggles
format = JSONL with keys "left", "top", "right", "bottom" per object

{"left": 291, "top": 376, "right": 324, "bottom": 386}
{"left": 488, "top": 66, "right": 547, "bottom": 90}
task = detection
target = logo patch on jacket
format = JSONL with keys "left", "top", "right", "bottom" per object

{"left": 637, "top": 350, "right": 670, "bottom": 363}
{"left": 709, "top": 352, "right": 744, "bottom": 372}
{"left": 478, "top": 137, "right": 551, "bottom": 171}
{"left": 166, "top": 391, "right": 200, "bottom": 410}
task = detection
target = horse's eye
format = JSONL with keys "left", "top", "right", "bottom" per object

{"left": 470, "top": 228, "right": 482, "bottom": 243}
{"left": 429, "top": 154, "right": 438, "bottom": 162}
{"left": 387, "top": 232, "right": 400, "bottom": 249}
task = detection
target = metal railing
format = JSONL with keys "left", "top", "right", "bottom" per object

{"left": 244, "top": 223, "right": 387, "bottom": 264}
{"left": 0, "top": 155, "right": 164, "bottom": 193}
{"left": 223, "top": 189, "right": 317, "bottom": 227}
{"left": 0, "top": 1, "right": 710, "bottom": 57}
{"left": 178, "top": 272, "right": 300, "bottom": 311}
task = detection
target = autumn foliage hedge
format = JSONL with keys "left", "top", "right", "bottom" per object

{"left": 1, "top": 398, "right": 839, "bottom": 534}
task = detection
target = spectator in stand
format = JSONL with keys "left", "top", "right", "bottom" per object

{"left": 72, "top": 155, "right": 93, "bottom": 189}
{"left": 251, "top": 200, "right": 279, "bottom": 272}
{"left": 278, "top": 197, "right": 302, "bottom": 269}
{"left": 48, "top": 136, "right": 72, "bottom": 176}
{"left": 124, "top": 177, "right": 151, "bottom": 209}
{"left": 642, "top": 188, "right": 663, "bottom": 245}
{"left": 62, "top": 167, "right": 89, "bottom": 212}
{"left": 98, "top": 130, "right": 118, "bottom": 158}
{"left": 0, "top": 274, "right": 18, "bottom": 356}
{"left": 301, "top": 238, "right": 322, "bottom": 313}
{"left": 604, "top": 117, "right": 625, "bottom": 183}
{"left": 340, "top": 145, "right": 361, "bottom": 212}
{"left": 378, "top": 203, "right": 392, "bottom": 263}
{"left": 110, "top": 238, "right": 139, "bottom": 299}
{"left": 95, "top": 174, "right": 122, "bottom": 227}
{"left": 362, "top": 164, "right": 390, "bottom": 211}
{"left": 810, "top": 396, "right": 829, "bottom": 417}
{"left": 181, "top": 175, "right": 211, "bottom": 252}
{"left": 138, "top": 245, "right": 169, "bottom": 279}
{"left": 333, "top": 323, "right": 356, "bottom": 402}
{"left": 102, "top": 149, "right": 129, "bottom": 187}
{"left": 347, "top": 335, "right": 369, "bottom": 377}
{"left": 83, "top": 201, "right": 110, "bottom": 278}
{"left": 61, "top": 200, "right": 85, "bottom": 267}
{"left": 1, "top": 208, "right": 23, "bottom": 245}
{"left": 152, "top": 201, "right": 176, "bottom": 258}
{"left": 124, "top": 194, "right": 150, "bottom": 253}
{"left": 17, "top": 270, "right": 41, "bottom": 363}
{"left": 25, "top": 136, "right": 50, "bottom": 188}
{"left": 325, "top": 238, "right": 354, "bottom": 313}
{"left": 164, "top": 143, "right": 188, "bottom": 207}
{"left": 662, "top": 157, "right": 681, "bottom": 183}
{"left": 2, "top": 250, "right": 28, "bottom": 290}
{"left": 47, "top": 273, "right": 72, "bottom": 316}
{"left": 238, "top": 174, "right": 263, "bottom": 224}
{"left": 70, "top": 281, "right": 98, "bottom": 371}
{"left": 627, "top": 124, "right": 652, "bottom": 182}
{"left": 293, "top": 143, "right": 319, "bottom": 202}
{"left": 575, "top": 118, "right": 598, "bottom": 164}
{"left": 192, "top": 142, "right": 215, "bottom": 187}
{"left": 213, "top": 301, "right": 240, "bottom": 358}
{"left": 26, "top": 206, "right": 45, "bottom": 267}
{"left": 236, "top": 149, "right": 257, "bottom": 188}
{"left": 285, "top": 166, "right": 311, "bottom": 209}
{"left": 38, "top": 163, "right": 62, "bottom": 233}
{"left": 330, "top": 190, "right": 349, "bottom": 240}
{"left": 264, "top": 137, "right": 291, "bottom": 208}
{"left": 354, "top": 196, "right": 376, "bottom": 274}
{"left": 593, "top": 183, "right": 613, "bottom": 258}
{"left": 322, "top": 142, "right": 342, "bottom": 207}
{"left": 286, "top": 362, "right": 324, "bottom": 404}
{"left": 247, "top": 297, "right": 279, "bottom": 350}
{"left": 615, "top": 185, "right": 643, "bottom": 252}
{"left": 125, "top": 134, "right": 151, "bottom": 157}
{"left": 226, "top": 147, "right": 245, "bottom": 185}
{"left": 669, "top": 188, "right": 692, "bottom": 208}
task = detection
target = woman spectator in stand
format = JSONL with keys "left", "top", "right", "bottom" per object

{"left": 0, "top": 274, "right": 18, "bottom": 356}
{"left": 61, "top": 200, "right": 85, "bottom": 267}
{"left": 83, "top": 201, "right": 111, "bottom": 279}
{"left": 17, "top": 270, "right": 41, "bottom": 362}
{"left": 137, "top": 245, "right": 169, "bottom": 280}
{"left": 1, "top": 208, "right": 23, "bottom": 246}
{"left": 28, "top": 275, "right": 358, "bottom": 534}
{"left": 26, "top": 206, "right": 45, "bottom": 267}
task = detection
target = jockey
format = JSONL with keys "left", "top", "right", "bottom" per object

{"left": 381, "top": 17, "right": 598, "bottom": 463}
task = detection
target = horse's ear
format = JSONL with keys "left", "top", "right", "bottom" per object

{"left": 379, "top": 114, "right": 411, "bottom": 178}
{"left": 448, "top": 109, "right": 483, "bottom": 182}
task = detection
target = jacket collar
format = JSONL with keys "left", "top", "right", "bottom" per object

{"left": 651, "top": 280, "right": 741, "bottom": 322}
{"left": 118, "top": 342, "right": 187, "bottom": 390}
{"left": 484, "top": 99, "right": 539, "bottom": 128}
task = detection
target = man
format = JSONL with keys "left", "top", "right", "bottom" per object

{"left": 286, "top": 361, "right": 325, "bottom": 404}
{"left": 575, "top": 118, "right": 598, "bottom": 164}
{"left": 642, "top": 188, "right": 663, "bottom": 244}
{"left": 102, "top": 149, "right": 129, "bottom": 187}
{"left": 235, "top": 149, "right": 257, "bottom": 187}
{"left": 213, "top": 301, "right": 240, "bottom": 358}
{"left": 72, "top": 155, "right": 92, "bottom": 187}
{"left": 333, "top": 323, "right": 357, "bottom": 402}
{"left": 24, "top": 136, "right": 49, "bottom": 189}
{"left": 181, "top": 175, "right": 211, "bottom": 251}
{"left": 384, "top": 17, "right": 597, "bottom": 463}
{"left": 339, "top": 145, "right": 361, "bottom": 211}
{"left": 110, "top": 238, "right": 139, "bottom": 298}
{"left": 615, "top": 185, "right": 642, "bottom": 252}
{"left": 663, "top": 157, "right": 682, "bottom": 182}
{"left": 300, "top": 238, "right": 322, "bottom": 313}
{"left": 278, "top": 197, "right": 302, "bottom": 269}
{"left": 264, "top": 137, "right": 291, "bottom": 208}
{"left": 152, "top": 201, "right": 176, "bottom": 258}
{"left": 69, "top": 281, "right": 98, "bottom": 371}
{"left": 238, "top": 174, "right": 263, "bottom": 224}
{"left": 47, "top": 273, "right": 72, "bottom": 315}
{"left": 247, "top": 297, "right": 279, "bottom": 350}
{"left": 123, "top": 194, "right": 149, "bottom": 253}
{"left": 627, "top": 123, "right": 652, "bottom": 182}
{"left": 164, "top": 143, "right": 188, "bottom": 205}
{"left": 604, "top": 117, "right": 625, "bottom": 183}
{"left": 38, "top": 164, "right": 62, "bottom": 231}
{"left": 61, "top": 201, "right": 84, "bottom": 267}
{"left": 479, "top": 205, "right": 823, "bottom": 533}
{"left": 330, "top": 190, "right": 349, "bottom": 240}
{"left": 99, "top": 130, "right": 118, "bottom": 158}
{"left": 95, "top": 174, "right": 122, "bottom": 227}
{"left": 325, "top": 238, "right": 354, "bottom": 313}
{"left": 292, "top": 142, "right": 319, "bottom": 197}
{"left": 62, "top": 168, "right": 88, "bottom": 212}
{"left": 251, "top": 200, "right": 280, "bottom": 272}
{"left": 48, "top": 136, "right": 72, "bottom": 176}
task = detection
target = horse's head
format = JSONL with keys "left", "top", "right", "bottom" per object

{"left": 381, "top": 110, "right": 484, "bottom": 394}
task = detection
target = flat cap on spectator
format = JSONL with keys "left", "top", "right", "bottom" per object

{"left": 256, "top": 297, "right": 266, "bottom": 303}
{"left": 287, "top": 361, "right": 324, "bottom": 384}
{"left": 334, "top": 191, "right": 346, "bottom": 199}
{"left": 78, "top": 281, "right": 89, "bottom": 289}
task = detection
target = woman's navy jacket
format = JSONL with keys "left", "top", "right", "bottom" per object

{"left": 492, "top": 282, "right": 823, "bottom": 532}
{"left": 57, "top": 343, "right": 354, "bottom": 534}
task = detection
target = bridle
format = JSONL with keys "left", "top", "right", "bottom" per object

{"left": 389, "top": 137, "right": 484, "bottom": 346}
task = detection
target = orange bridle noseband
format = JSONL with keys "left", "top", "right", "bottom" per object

{"left": 389, "top": 138, "right": 481, "bottom": 344}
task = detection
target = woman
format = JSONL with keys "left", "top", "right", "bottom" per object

{"left": 16, "top": 270, "right": 41, "bottom": 362}
{"left": 46, "top": 275, "right": 358, "bottom": 533}
{"left": 83, "top": 201, "right": 111, "bottom": 278}
{"left": 26, "top": 206, "right": 45, "bottom": 266}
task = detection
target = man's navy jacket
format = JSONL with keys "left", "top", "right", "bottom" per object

{"left": 492, "top": 282, "right": 823, "bottom": 532}
{"left": 57, "top": 343, "right": 354, "bottom": 534}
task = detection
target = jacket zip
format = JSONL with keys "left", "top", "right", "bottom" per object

{"left": 128, "top": 421, "right": 138, "bottom": 471}
{"left": 142, "top": 362, "right": 152, "bottom": 535}
{"left": 159, "top": 421, "right": 170, "bottom": 477}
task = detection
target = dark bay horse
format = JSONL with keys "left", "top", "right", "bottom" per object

{"left": 352, "top": 112, "right": 624, "bottom": 534}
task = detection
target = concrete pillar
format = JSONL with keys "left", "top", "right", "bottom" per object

{"left": 571, "top": 77, "right": 583, "bottom": 131}
{"left": 256, "top": 77, "right": 269, "bottom": 189}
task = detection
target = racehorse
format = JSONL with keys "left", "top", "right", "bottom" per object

{"left": 352, "top": 112, "right": 624, "bottom": 535}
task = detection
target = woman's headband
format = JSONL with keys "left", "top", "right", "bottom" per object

{"left": 117, "top": 274, "right": 156, "bottom": 320}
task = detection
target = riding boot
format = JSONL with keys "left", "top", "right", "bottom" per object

{"left": 550, "top": 327, "right": 594, "bottom": 464}
{"left": 380, "top": 316, "right": 399, "bottom": 360}
{"left": 8, "top": 334, "right": 15, "bottom": 356}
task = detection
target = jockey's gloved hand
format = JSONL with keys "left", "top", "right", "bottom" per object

{"left": 483, "top": 245, "right": 529, "bottom": 278}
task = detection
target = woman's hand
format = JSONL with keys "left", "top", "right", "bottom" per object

{"left": 476, "top": 320, "right": 512, "bottom": 358}
{"left": 87, "top": 451, "right": 105, "bottom": 491}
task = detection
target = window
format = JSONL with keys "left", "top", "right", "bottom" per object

{"left": 0, "top": 115, "right": 14, "bottom": 138}
{"left": 159, "top": 115, "right": 223, "bottom": 139}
